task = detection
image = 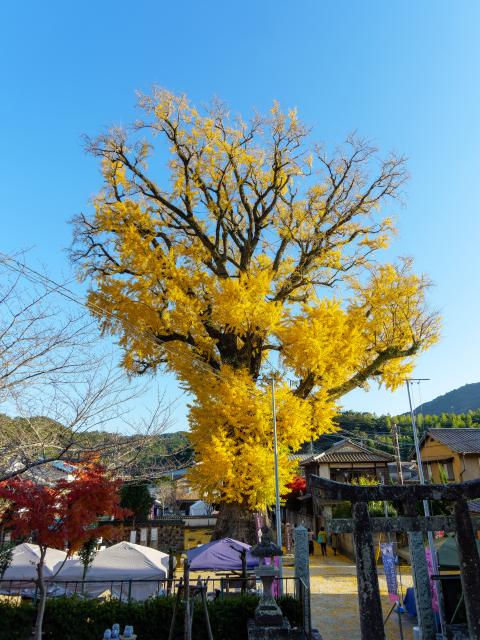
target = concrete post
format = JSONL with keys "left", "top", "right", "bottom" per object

{"left": 454, "top": 497, "right": 480, "bottom": 639}
{"left": 294, "top": 524, "right": 312, "bottom": 637}
{"left": 404, "top": 503, "right": 436, "bottom": 640}
{"left": 293, "top": 524, "right": 310, "bottom": 589}
{"left": 351, "top": 501, "right": 385, "bottom": 640}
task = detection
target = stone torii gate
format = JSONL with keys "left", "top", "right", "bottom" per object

{"left": 309, "top": 475, "right": 480, "bottom": 640}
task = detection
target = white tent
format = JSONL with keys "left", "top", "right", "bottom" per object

{"left": 189, "top": 499, "right": 210, "bottom": 516}
{"left": 1, "top": 543, "right": 67, "bottom": 595}
{"left": 56, "top": 541, "right": 169, "bottom": 601}
{"left": 2, "top": 543, "right": 67, "bottom": 581}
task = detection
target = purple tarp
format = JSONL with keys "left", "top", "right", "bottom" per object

{"left": 187, "top": 538, "right": 259, "bottom": 570}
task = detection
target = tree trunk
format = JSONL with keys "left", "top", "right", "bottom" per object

{"left": 81, "top": 562, "right": 88, "bottom": 594}
{"left": 212, "top": 503, "right": 261, "bottom": 544}
{"left": 33, "top": 550, "right": 47, "bottom": 640}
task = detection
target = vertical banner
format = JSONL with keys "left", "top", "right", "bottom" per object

{"left": 285, "top": 522, "right": 292, "bottom": 552}
{"left": 273, "top": 555, "right": 280, "bottom": 597}
{"left": 254, "top": 513, "right": 266, "bottom": 542}
{"left": 425, "top": 548, "right": 439, "bottom": 612}
{"left": 265, "top": 556, "right": 281, "bottom": 598}
{"left": 380, "top": 542, "right": 399, "bottom": 602}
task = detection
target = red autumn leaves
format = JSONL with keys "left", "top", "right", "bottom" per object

{"left": 0, "top": 462, "right": 128, "bottom": 552}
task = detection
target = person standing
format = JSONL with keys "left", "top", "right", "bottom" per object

{"left": 308, "top": 527, "right": 314, "bottom": 555}
{"left": 317, "top": 526, "right": 327, "bottom": 557}
{"left": 331, "top": 532, "right": 339, "bottom": 556}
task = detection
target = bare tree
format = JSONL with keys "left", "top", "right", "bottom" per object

{"left": 0, "top": 258, "right": 92, "bottom": 402}
{"left": 0, "top": 254, "right": 179, "bottom": 482}
{"left": 154, "top": 478, "right": 176, "bottom": 515}
{"left": 0, "top": 367, "right": 175, "bottom": 482}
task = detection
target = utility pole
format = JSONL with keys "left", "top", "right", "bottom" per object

{"left": 391, "top": 423, "right": 404, "bottom": 485}
{"left": 407, "top": 379, "right": 432, "bottom": 512}
{"left": 270, "top": 377, "right": 283, "bottom": 593}
{"left": 406, "top": 378, "right": 446, "bottom": 638}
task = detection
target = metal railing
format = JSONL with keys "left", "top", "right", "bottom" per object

{"left": 297, "top": 577, "right": 312, "bottom": 639}
{"left": 0, "top": 578, "right": 172, "bottom": 602}
{"left": 0, "top": 575, "right": 300, "bottom": 602}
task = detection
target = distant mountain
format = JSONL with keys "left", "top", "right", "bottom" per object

{"left": 418, "top": 382, "right": 480, "bottom": 415}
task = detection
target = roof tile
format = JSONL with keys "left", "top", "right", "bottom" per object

{"left": 426, "top": 428, "right": 480, "bottom": 454}
{"left": 300, "top": 438, "right": 395, "bottom": 465}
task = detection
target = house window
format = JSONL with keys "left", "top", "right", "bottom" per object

{"left": 330, "top": 468, "right": 379, "bottom": 483}
{"left": 443, "top": 461, "right": 455, "bottom": 482}
{"left": 422, "top": 463, "right": 433, "bottom": 481}
{"left": 331, "top": 469, "right": 351, "bottom": 483}
{"left": 350, "top": 468, "right": 378, "bottom": 482}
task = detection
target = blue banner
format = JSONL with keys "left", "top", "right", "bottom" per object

{"left": 380, "top": 542, "right": 399, "bottom": 602}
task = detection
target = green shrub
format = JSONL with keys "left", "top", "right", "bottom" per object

{"left": 277, "top": 595, "right": 303, "bottom": 628}
{"left": 0, "top": 594, "right": 303, "bottom": 640}
{"left": 0, "top": 600, "right": 33, "bottom": 640}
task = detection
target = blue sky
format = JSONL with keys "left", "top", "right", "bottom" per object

{"left": 1, "top": 0, "right": 479, "bottom": 426}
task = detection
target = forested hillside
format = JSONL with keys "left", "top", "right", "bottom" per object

{"left": 326, "top": 409, "right": 480, "bottom": 460}
{"left": 414, "top": 382, "right": 480, "bottom": 415}
{"left": 0, "top": 413, "right": 193, "bottom": 476}
{"left": 4, "top": 405, "right": 480, "bottom": 474}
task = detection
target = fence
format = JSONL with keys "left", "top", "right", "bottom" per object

{"left": 297, "top": 577, "right": 312, "bottom": 638}
{"left": 0, "top": 575, "right": 300, "bottom": 602}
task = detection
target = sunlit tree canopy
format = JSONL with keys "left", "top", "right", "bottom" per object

{"left": 73, "top": 88, "right": 440, "bottom": 513}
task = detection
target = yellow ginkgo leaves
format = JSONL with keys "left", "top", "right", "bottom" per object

{"left": 75, "top": 89, "right": 440, "bottom": 515}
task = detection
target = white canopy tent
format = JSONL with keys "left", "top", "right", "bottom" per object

{"left": 1, "top": 543, "right": 67, "bottom": 595}
{"left": 189, "top": 499, "right": 211, "bottom": 516}
{"left": 56, "top": 541, "right": 169, "bottom": 601}
{"left": 2, "top": 543, "right": 67, "bottom": 581}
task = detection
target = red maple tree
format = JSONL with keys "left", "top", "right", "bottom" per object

{"left": 0, "top": 462, "right": 127, "bottom": 640}
{"left": 284, "top": 475, "right": 307, "bottom": 498}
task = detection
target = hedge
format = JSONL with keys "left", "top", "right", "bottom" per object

{"left": 0, "top": 594, "right": 302, "bottom": 640}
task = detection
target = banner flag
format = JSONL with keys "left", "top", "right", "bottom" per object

{"left": 425, "top": 547, "right": 439, "bottom": 612}
{"left": 380, "top": 542, "right": 399, "bottom": 602}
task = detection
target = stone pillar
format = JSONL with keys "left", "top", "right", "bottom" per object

{"left": 294, "top": 524, "right": 312, "bottom": 636}
{"left": 351, "top": 501, "right": 384, "bottom": 640}
{"left": 293, "top": 524, "right": 309, "bottom": 590}
{"left": 454, "top": 497, "right": 480, "bottom": 639}
{"left": 404, "top": 503, "right": 436, "bottom": 640}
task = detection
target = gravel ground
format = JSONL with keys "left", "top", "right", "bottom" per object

{"left": 296, "top": 552, "right": 416, "bottom": 640}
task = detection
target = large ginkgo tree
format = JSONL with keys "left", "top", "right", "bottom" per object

{"left": 73, "top": 89, "right": 440, "bottom": 539}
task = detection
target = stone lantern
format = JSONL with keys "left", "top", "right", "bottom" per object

{"left": 250, "top": 525, "right": 284, "bottom": 627}
{"left": 249, "top": 526, "right": 306, "bottom": 638}
{"left": 249, "top": 523, "right": 320, "bottom": 639}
